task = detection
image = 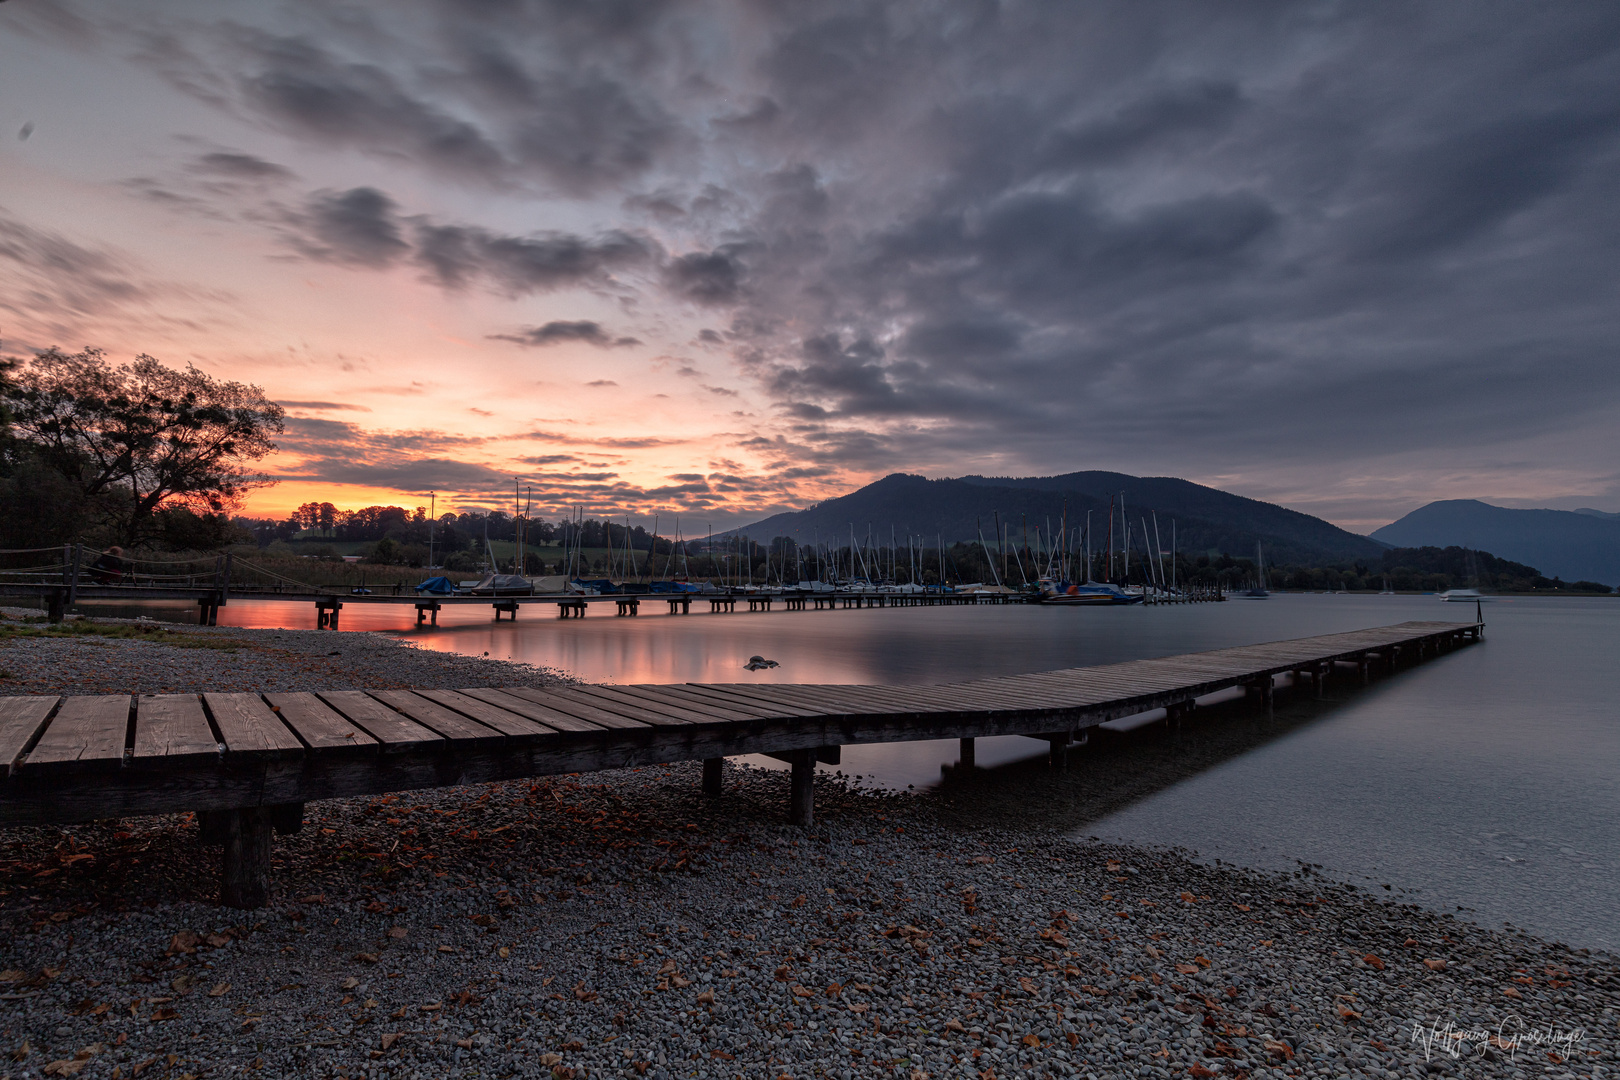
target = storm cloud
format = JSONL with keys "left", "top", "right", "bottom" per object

{"left": 10, "top": 0, "right": 1620, "bottom": 525}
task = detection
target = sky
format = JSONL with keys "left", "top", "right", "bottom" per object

{"left": 2, "top": 1, "right": 1617, "bottom": 535}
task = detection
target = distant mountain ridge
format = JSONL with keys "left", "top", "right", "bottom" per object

{"left": 1372, "top": 499, "right": 1620, "bottom": 585}
{"left": 735, "top": 472, "right": 1386, "bottom": 566}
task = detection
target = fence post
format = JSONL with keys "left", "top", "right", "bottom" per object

{"left": 221, "top": 552, "right": 232, "bottom": 600}
{"left": 67, "top": 544, "right": 81, "bottom": 607}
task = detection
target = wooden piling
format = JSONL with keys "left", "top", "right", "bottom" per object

{"left": 220, "top": 807, "right": 273, "bottom": 909}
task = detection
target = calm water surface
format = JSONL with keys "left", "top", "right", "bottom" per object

{"left": 86, "top": 592, "right": 1619, "bottom": 949}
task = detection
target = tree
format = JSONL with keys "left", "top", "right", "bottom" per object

{"left": 5, "top": 348, "right": 285, "bottom": 545}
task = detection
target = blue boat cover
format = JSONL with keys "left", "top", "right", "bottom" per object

{"left": 414, "top": 576, "right": 457, "bottom": 594}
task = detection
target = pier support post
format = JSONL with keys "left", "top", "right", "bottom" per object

{"left": 959, "top": 737, "right": 975, "bottom": 769}
{"left": 702, "top": 757, "right": 724, "bottom": 797}
{"left": 46, "top": 588, "right": 65, "bottom": 624}
{"left": 1047, "top": 734, "right": 1069, "bottom": 770}
{"left": 788, "top": 750, "right": 816, "bottom": 826}
{"left": 220, "top": 807, "right": 273, "bottom": 909}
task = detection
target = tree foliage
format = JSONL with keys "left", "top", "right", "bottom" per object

{"left": 2, "top": 347, "right": 284, "bottom": 546}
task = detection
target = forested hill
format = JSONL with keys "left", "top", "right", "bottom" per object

{"left": 1372, "top": 499, "right": 1620, "bottom": 585}
{"left": 734, "top": 472, "right": 1386, "bottom": 565}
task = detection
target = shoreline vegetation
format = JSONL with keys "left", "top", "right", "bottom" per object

{"left": 0, "top": 624, "right": 1615, "bottom": 1078}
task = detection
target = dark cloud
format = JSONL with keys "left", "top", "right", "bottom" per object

{"left": 413, "top": 223, "right": 652, "bottom": 294}
{"left": 488, "top": 320, "right": 641, "bottom": 348}
{"left": 191, "top": 151, "right": 295, "bottom": 181}
{"left": 663, "top": 248, "right": 745, "bottom": 305}
{"left": 292, "top": 187, "right": 410, "bottom": 267}
{"left": 233, "top": 31, "right": 510, "bottom": 182}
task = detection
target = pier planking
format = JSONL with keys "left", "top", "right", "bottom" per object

{"left": 0, "top": 620, "right": 1481, "bottom": 907}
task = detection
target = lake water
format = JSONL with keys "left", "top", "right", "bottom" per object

{"left": 78, "top": 591, "right": 1620, "bottom": 951}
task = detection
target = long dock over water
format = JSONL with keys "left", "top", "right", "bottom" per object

{"left": 0, "top": 620, "right": 1479, "bottom": 906}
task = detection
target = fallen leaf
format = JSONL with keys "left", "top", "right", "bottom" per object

{"left": 1021, "top": 1033, "right": 1041, "bottom": 1048}
{"left": 43, "top": 1060, "right": 87, "bottom": 1077}
{"left": 166, "top": 931, "right": 201, "bottom": 956}
{"left": 971, "top": 855, "right": 993, "bottom": 864}
{"left": 1422, "top": 959, "right": 1447, "bottom": 971}
{"left": 848, "top": 1003, "right": 868, "bottom": 1014}
{"left": 149, "top": 1008, "right": 179, "bottom": 1022}
{"left": 1175, "top": 964, "right": 1199, "bottom": 975}
{"left": 696, "top": 989, "right": 715, "bottom": 1004}
{"left": 0, "top": 970, "right": 26, "bottom": 983}
{"left": 341, "top": 977, "right": 360, "bottom": 990}
{"left": 572, "top": 981, "right": 598, "bottom": 1002}
{"left": 204, "top": 933, "right": 232, "bottom": 949}
{"left": 208, "top": 983, "right": 230, "bottom": 998}
{"left": 471, "top": 914, "right": 496, "bottom": 927}
{"left": 1502, "top": 987, "right": 1522, "bottom": 999}
{"left": 387, "top": 927, "right": 407, "bottom": 940}
{"left": 379, "top": 1034, "right": 401, "bottom": 1051}
{"left": 1180, "top": 892, "right": 1196, "bottom": 903}
{"left": 944, "top": 1019, "right": 965, "bottom": 1033}
{"left": 1189, "top": 1064, "right": 1218, "bottom": 1078}
{"left": 1338, "top": 1007, "right": 1362, "bottom": 1021}
{"left": 1363, "top": 954, "right": 1385, "bottom": 971}
{"left": 1264, "top": 1039, "right": 1294, "bottom": 1060}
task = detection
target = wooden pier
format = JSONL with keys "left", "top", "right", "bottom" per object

{"left": 0, "top": 620, "right": 1479, "bottom": 907}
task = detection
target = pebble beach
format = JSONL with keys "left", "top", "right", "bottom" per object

{"left": 1, "top": 620, "right": 1614, "bottom": 1080}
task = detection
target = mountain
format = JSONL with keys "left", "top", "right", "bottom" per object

{"left": 1575, "top": 507, "right": 1620, "bottom": 521}
{"left": 1372, "top": 500, "right": 1620, "bottom": 585}
{"left": 734, "top": 472, "right": 1386, "bottom": 566}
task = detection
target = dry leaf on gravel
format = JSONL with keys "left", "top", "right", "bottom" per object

{"left": 1423, "top": 959, "right": 1447, "bottom": 971}
{"left": 208, "top": 983, "right": 229, "bottom": 997}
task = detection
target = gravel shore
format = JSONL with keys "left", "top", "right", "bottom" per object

{"left": 0, "top": 611, "right": 568, "bottom": 695}
{"left": 1, "top": 629, "right": 1614, "bottom": 1080}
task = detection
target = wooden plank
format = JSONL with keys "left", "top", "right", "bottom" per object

{"left": 677, "top": 685, "right": 827, "bottom": 718}
{"left": 484, "top": 687, "right": 652, "bottom": 731}
{"left": 581, "top": 685, "right": 740, "bottom": 724}
{"left": 368, "top": 690, "right": 512, "bottom": 747}
{"left": 27, "top": 696, "right": 130, "bottom": 767}
{"left": 133, "top": 695, "right": 218, "bottom": 764}
{"left": 0, "top": 697, "right": 57, "bottom": 773}
{"left": 205, "top": 693, "right": 304, "bottom": 757}
{"left": 612, "top": 685, "right": 766, "bottom": 722}
{"left": 425, "top": 688, "right": 596, "bottom": 735}
{"left": 560, "top": 687, "right": 701, "bottom": 726}
{"left": 318, "top": 691, "right": 445, "bottom": 752}
{"left": 264, "top": 692, "right": 378, "bottom": 752}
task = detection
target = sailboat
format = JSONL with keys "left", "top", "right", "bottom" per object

{"left": 1439, "top": 548, "right": 1493, "bottom": 601}
{"left": 1237, "top": 542, "right": 1269, "bottom": 598}
{"left": 1033, "top": 496, "right": 1143, "bottom": 604}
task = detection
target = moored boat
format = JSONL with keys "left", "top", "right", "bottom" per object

{"left": 1035, "top": 577, "right": 1144, "bottom": 605}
